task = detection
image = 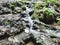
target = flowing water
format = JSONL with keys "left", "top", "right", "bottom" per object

{"left": 23, "top": 9, "right": 33, "bottom": 33}
{"left": 23, "top": 6, "right": 41, "bottom": 38}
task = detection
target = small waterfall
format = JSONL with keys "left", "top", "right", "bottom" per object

{"left": 23, "top": 6, "right": 41, "bottom": 38}
{"left": 26, "top": 7, "right": 33, "bottom": 31}
{"left": 23, "top": 10, "right": 33, "bottom": 33}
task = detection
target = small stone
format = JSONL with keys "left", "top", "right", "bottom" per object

{"left": 15, "top": 7, "right": 21, "bottom": 11}
{"left": 24, "top": 28, "right": 29, "bottom": 33}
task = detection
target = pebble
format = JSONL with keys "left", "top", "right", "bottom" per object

{"left": 24, "top": 28, "right": 30, "bottom": 33}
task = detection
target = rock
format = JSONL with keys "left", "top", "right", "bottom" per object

{"left": 29, "top": 10, "right": 34, "bottom": 16}
{"left": 21, "top": 12, "right": 27, "bottom": 17}
{"left": 16, "top": 1, "right": 23, "bottom": 7}
{"left": 26, "top": 41, "right": 34, "bottom": 45}
{"left": 0, "top": 1, "right": 59, "bottom": 45}
{"left": 21, "top": 6, "right": 26, "bottom": 10}
{"left": 33, "top": 24, "right": 40, "bottom": 30}
{"left": 24, "top": 28, "right": 29, "bottom": 33}
{"left": 28, "top": 3, "right": 33, "bottom": 8}
{"left": 8, "top": 36, "right": 19, "bottom": 42}
{"left": 2, "top": 7, "right": 11, "bottom": 14}
{"left": 26, "top": 7, "right": 34, "bottom": 14}
{"left": 14, "top": 32, "right": 29, "bottom": 42}
{"left": 0, "top": 31, "right": 5, "bottom": 36}
{"left": 56, "top": 33, "right": 60, "bottom": 38}
{"left": 15, "top": 7, "right": 21, "bottom": 10}
{"left": 0, "top": 10, "right": 3, "bottom": 15}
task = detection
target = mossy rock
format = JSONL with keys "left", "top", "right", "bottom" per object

{"left": 16, "top": 10, "right": 22, "bottom": 13}
{"left": 2, "top": 20, "right": 14, "bottom": 27}
{"left": 21, "top": 6, "right": 26, "bottom": 10}
{"left": 42, "top": 8, "right": 56, "bottom": 24}
{"left": 34, "top": 7, "right": 57, "bottom": 24}
{"left": 34, "top": 3, "right": 47, "bottom": 11}
{"left": 57, "top": 21, "right": 60, "bottom": 25}
{"left": 11, "top": 2, "right": 17, "bottom": 7}
{"left": 50, "top": 34, "right": 56, "bottom": 38}
{"left": 2, "top": 20, "right": 8, "bottom": 25}
{"left": 46, "top": 0, "right": 57, "bottom": 3}
{"left": 57, "top": 18, "right": 60, "bottom": 25}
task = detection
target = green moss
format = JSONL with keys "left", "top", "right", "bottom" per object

{"left": 50, "top": 34, "right": 56, "bottom": 38}
{"left": 57, "top": 20, "right": 60, "bottom": 25}
{"left": 10, "top": 2, "right": 17, "bottom": 10}
{"left": 2, "top": 20, "right": 14, "bottom": 27}
{"left": 43, "top": 7, "right": 56, "bottom": 16}
{"left": 34, "top": 3, "right": 47, "bottom": 11}
{"left": 57, "top": 18, "right": 60, "bottom": 25}
{"left": 17, "top": 10, "right": 22, "bottom": 13}
{"left": 34, "top": 4, "right": 42, "bottom": 10}
{"left": 42, "top": 8, "right": 56, "bottom": 23}
{"left": 11, "top": 2, "right": 17, "bottom": 7}
{"left": 46, "top": 0, "right": 57, "bottom": 3}
{"left": 2, "top": 20, "right": 8, "bottom": 25}
{"left": 21, "top": 6, "right": 26, "bottom": 10}
{"left": 33, "top": 6, "right": 57, "bottom": 24}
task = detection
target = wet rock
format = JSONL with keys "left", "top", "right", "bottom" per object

{"left": 21, "top": 12, "right": 27, "bottom": 17}
{"left": 2, "top": 2, "right": 10, "bottom": 7}
{"left": 10, "top": 32, "right": 30, "bottom": 43}
{"left": 26, "top": 7, "right": 34, "bottom": 14}
{"left": 24, "top": 28, "right": 29, "bottom": 33}
{"left": 2, "top": 7, "right": 11, "bottom": 14}
{"left": 33, "top": 20, "right": 41, "bottom": 25}
{"left": 15, "top": 7, "right": 21, "bottom": 10}
{"left": 10, "top": 27, "right": 18, "bottom": 33}
{"left": 33, "top": 24, "right": 40, "bottom": 30}
{"left": 29, "top": 10, "right": 34, "bottom": 16}
{"left": 0, "top": 6, "right": 2, "bottom": 10}
{"left": 0, "top": 10, "right": 3, "bottom": 15}
{"left": 16, "top": 1, "right": 23, "bottom": 7}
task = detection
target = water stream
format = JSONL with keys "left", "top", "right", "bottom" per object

{"left": 23, "top": 10, "right": 33, "bottom": 33}
{"left": 22, "top": 5, "right": 41, "bottom": 39}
